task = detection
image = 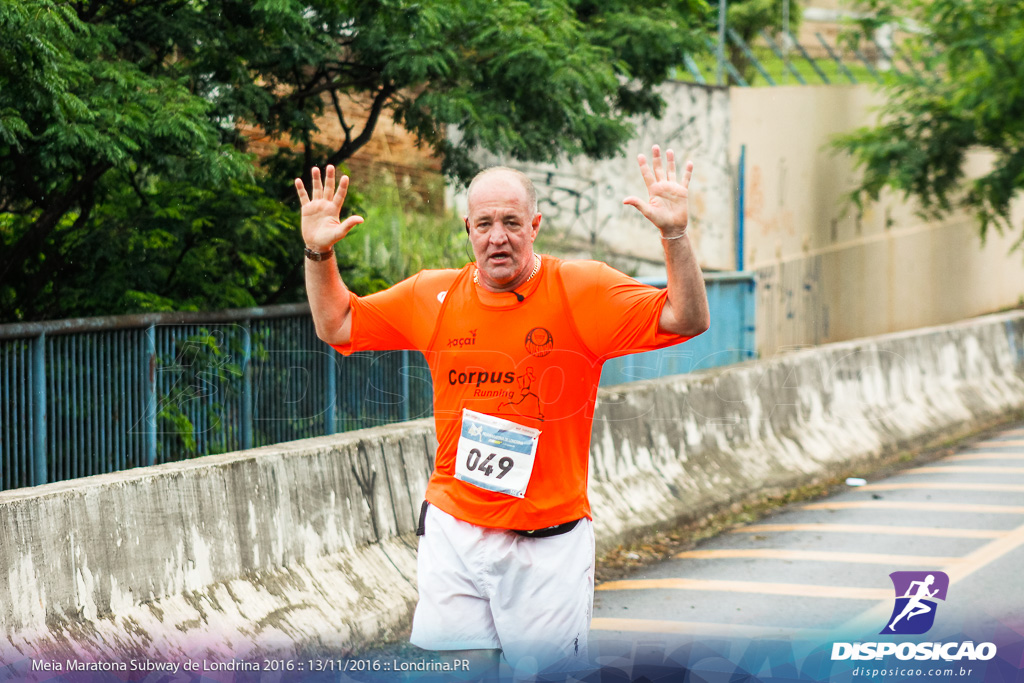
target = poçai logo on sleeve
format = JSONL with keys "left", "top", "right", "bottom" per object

{"left": 881, "top": 571, "right": 949, "bottom": 635}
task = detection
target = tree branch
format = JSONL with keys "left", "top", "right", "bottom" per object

{"left": 127, "top": 172, "right": 151, "bottom": 208}
{"left": 18, "top": 188, "right": 96, "bottom": 317}
{"left": 286, "top": 64, "right": 384, "bottom": 102}
{"left": 327, "top": 83, "right": 396, "bottom": 167}
{"left": 0, "top": 163, "right": 111, "bottom": 285}
{"left": 329, "top": 89, "right": 353, "bottom": 149}
{"left": 7, "top": 150, "right": 46, "bottom": 207}
{"left": 159, "top": 230, "right": 197, "bottom": 297}
{"left": 264, "top": 260, "right": 303, "bottom": 305}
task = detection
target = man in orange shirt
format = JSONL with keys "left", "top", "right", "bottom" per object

{"left": 296, "top": 146, "right": 709, "bottom": 676}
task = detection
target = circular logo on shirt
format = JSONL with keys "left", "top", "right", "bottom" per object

{"left": 524, "top": 327, "right": 554, "bottom": 357}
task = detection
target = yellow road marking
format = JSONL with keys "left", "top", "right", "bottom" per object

{"left": 590, "top": 617, "right": 830, "bottom": 639}
{"left": 731, "top": 523, "right": 1004, "bottom": 539}
{"left": 947, "top": 453, "right": 1024, "bottom": 462}
{"left": 859, "top": 482, "right": 1024, "bottom": 493}
{"left": 945, "top": 520, "right": 1024, "bottom": 582}
{"left": 803, "top": 501, "right": 1024, "bottom": 514}
{"left": 674, "top": 549, "right": 960, "bottom": 566}
{"left": 906, "top": 465, "right": 1024, "bottom": 475}
{"left": 972, "top": 439, "right": 1024, "bottom": 448}
{"left": 838, "top": 520, "right": 1024, "bottom": 634}
{"left": 596, "top": 578, "right": 890, "bottom": 600}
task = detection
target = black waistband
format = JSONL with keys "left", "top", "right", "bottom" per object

{"left": 416, "top": 502, "right": 581, "bottom": 539}
{"left": 512, "top": 518, "right": 581, "bottom": 538}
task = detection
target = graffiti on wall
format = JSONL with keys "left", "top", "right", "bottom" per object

{"left": 458, "top": 82, "right": 736, "bottom": 271}
{"left": 756, "top": 255, "right": 830, "bottom": 358}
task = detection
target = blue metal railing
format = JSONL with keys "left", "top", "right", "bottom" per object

{"left": 599, "top": 272, "right": 757, "bottom": 386}
{"left": 0, "top": 305, "right": 433, "bottom": 491}
{"left": 0, "top": 272, "right": 754, "bottom": 491}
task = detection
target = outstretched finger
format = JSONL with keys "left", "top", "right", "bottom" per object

{"left": 336, "top": 214, "right": 364, "bottom": 241}
{"left": 311, "top": 167, "right": 323, "bottom": 200}
{"left": 651, "top": 145, "right": 664, "bottom": 182}
{"left": 666, "top": 149, "right": 676, "bottom": 183}
{"left": 682, "top": 160, "right": 694, "bottom": 189}
{"left": 294, "top": 178, "right": 310, "bottom": 206}
{"left": 333, "top": 174, "right": 350, "bottom": 209}
{"left": 340, "top": 214, "right": 363, "bottom": 230}
{"left": 623, "top": 196, "right": 653, "bottom": 222}
{"left": 323, "top": 165, "right": 336, "bottom": 200}
{"left": 636, "top": 154, "right": 656, "bottom": 190}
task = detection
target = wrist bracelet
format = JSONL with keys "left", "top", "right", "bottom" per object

{"left": 304, "top": 245, "right": 334, "bottom": 261}
{"left": 661, "top": 228, "right": 688, "bottom": 240}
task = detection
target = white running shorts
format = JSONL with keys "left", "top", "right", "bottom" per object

{"left": 410, "top": 504, "right": 595, "bottom": 673}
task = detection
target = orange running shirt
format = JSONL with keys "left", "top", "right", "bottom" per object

{"left": 331, "top": 255, "right": 691, "bottom": 530}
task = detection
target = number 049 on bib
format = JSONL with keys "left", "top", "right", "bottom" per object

{"left": 454, "top": 409, "right": 542, "bottom": 498}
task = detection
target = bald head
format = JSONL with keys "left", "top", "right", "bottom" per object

{"left": 467, "top": 166, "right": 538, "bottom": 216}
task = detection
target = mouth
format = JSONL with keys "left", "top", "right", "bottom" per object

{"left": 487, "top": 251, "right": 512, "bottom": 265}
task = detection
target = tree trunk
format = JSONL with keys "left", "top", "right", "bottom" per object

{"left": 0, "top": 163, "right": 111, "bottom": 287}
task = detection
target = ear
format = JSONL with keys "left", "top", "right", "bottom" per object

{"left": 464, "top": 216, "right": 470, "bottom": 235}
{"left": 530, "top": 213, "right": 542, "bottom": 238}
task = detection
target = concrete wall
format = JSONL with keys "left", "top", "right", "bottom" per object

{"left": 452, "top": 82, "right": 1024, "bottom": 356}
{"left": 451, "top": 81, "right": 735, "bottom": 274}
{"left": 3, "top": 312, "right": 1024, "bottom": 668}
{"left": 731, "top": 85, "right": 1024, "bottom": 357}
{"left": 0, "top": 422, "right": 438, "bottom": 665}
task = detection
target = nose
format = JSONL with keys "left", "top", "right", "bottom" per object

{"left": 488, "top": 225, "right": 510, "bottom": 247}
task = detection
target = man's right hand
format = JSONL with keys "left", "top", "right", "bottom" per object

{"left": 297, "top": 165, "right": 361, "bottom": 346}
{"left": 294, "top": 165, "right": 364, "bottom": 251}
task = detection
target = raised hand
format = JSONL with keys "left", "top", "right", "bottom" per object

{"left": 622, "top": 146, "right": 693, "bottom": 239}
{"left": 294, "top": 165, "right": 364, "bottom": 251}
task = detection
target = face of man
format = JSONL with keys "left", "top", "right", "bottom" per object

{"left": 465, "top": 171, "right": 541, "bottom": 292}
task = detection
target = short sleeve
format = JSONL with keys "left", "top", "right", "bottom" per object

{"left": 330, "top": 270, "right": 452, "bottom": 355}
{"left": 561, "top": 261, "right": 690, "bottom": 361}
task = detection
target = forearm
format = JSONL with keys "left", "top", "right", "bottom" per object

{"left": 659, "top": 231, "right": 710, "bottom": 337}
{"left": 305, "top": 254, "right": 353, "bottom": 345}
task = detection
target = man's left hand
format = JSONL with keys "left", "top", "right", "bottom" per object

{"left": 623, "top": 145, "right": 693, "bottom": 239}
{"left": 624, "top": 145, "right": 710, "bottom": 338}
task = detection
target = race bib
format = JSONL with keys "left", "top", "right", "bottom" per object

{"left": 454, "top": 409, "right": 541, "bottom": 498}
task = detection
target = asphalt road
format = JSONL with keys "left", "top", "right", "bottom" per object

{"left": 589, "top": 422, "right": 1024, "bottom": 678}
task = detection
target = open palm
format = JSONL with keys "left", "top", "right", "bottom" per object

{"left": 623, "top": 146, "right": 693, "bottom": 236}
{"left": 294, "top": 165, "right": 363, "bottom": 250}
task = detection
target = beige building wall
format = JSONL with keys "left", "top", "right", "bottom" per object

{"left": 732, "top": 85, "right": 1024, "bottom": 357}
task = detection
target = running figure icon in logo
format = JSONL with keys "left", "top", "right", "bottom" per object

{"left": 881, "top": 571, "right": 950, "bottom": 635}
{"left": 498, "top": 367, "right": 544, "bottom": 421}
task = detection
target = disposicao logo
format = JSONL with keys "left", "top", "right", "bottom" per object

{"left": 882, "top": 571, "right": 949, "bottom": 635}
{"left": 831, "top": 570, "right": 997, "bottom": 663}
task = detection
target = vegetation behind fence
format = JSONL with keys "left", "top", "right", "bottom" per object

{"left": 0, "top": 305, "right": 433, "bottom": 491}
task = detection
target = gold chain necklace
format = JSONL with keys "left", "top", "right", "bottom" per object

{"left": 473, "top": 253, "right": 541, "bottom": 287}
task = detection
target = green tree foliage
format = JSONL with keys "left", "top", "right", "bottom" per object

{"left": 0, "top": 1, "right": 271, "bottom": 320}
{"left": 0, "top": 0, "right": 707, "bottom": 323}
{"left": 835, "top": 0, "right": 1024, "bottom": 244}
